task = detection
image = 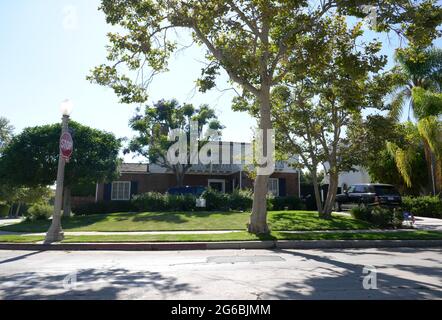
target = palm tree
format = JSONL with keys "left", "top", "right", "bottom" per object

{"left": 388, "top": 47, "right": 442, "bottom": 195}
{"left": 389, "top": 47, "right": 442, "bottom": 121}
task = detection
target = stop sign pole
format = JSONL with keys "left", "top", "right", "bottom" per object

{"left": 45, "top": 102, "right": 73, "bottom": 243}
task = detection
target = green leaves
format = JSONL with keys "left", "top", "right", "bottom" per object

{"left": 0, "top": 121, "right": 121, "bottom": 189}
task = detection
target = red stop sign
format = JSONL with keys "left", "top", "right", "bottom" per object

{"left": 60, "top": 132, "right": 73, "bottom": 160}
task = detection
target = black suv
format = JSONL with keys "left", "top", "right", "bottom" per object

{"left": 335, "top": 184, "right": 402, "bottom": 211}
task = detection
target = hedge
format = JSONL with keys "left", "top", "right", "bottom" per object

{"left": 402, "top": 196, "right": 442, "bottom": 218}
{"left": 73, "top": 189, "right": 305, "bottom": 214}
{"left": 350, "top": 205, "right": 404, "bottom": 229}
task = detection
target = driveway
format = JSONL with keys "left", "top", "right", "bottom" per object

{"left": 0, "top": 248, "right": 440, "bottom": 300}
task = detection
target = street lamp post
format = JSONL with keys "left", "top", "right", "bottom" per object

{"left": 44, "top": 100, "right": 73, "bottom": 244}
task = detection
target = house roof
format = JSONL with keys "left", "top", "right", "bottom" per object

{"left": 120, "top": 163, "right": 149, "bottom": 173}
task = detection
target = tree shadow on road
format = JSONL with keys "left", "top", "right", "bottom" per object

{"left": 264, "top": 248, "right": 442, "bottom": 300}
{"left": 0, "top": 268, "right": 199, "bottom": 300}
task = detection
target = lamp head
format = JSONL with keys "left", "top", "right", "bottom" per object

{"left": 60, "top": 99, "right": 73, "bottom": 116}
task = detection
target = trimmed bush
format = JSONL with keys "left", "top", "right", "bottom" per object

{"left": 402, "top": 196, "right": 442, "bottom": 218}
{"left": 202, "top": 188, "right": 229, "bottom": 211}
{"left": 270, "top": 196, "right": 306, "bottom": 211}
{"left": 350, "top": 205, "right": 404, "bottom": 229}
{"left": 228, "top": 189, "right": 253, "bottom": 211}
{"left": 167, "top": 194, "right": 197, "bottom": 211}
{"left": 26, "top": 203, "right": 53, "bottom": 221}
{"left": 73, "top": 201, "right": 136, "bottom": 215}
{"left": 350, "top": 206, "right": 372, "bottom": 221}
{"left": 132, "top": 192, "right": 167, "bottom": 212}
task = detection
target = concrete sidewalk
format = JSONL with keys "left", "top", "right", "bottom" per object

{"left": 0, "top": 228, "right": 432, "bottom": 237}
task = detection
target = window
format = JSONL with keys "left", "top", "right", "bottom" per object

{"left": 208, "top": 179, "right": 225, "bottom": 193}
{"left": 268, "top": 178, "right": 279, "bottom": 196}
{"left": 354, "top": 185, "right": 369, "bottom": 193}
{"left": 111, "top": 181, "right": 131, "bottom": 201}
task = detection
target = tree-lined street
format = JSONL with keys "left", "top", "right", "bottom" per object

{"left": 0, "top": 248, "right": 440, "bottom": 300}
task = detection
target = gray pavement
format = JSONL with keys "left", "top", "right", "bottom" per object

{"left": 0, "top": 248, "right": 440, "bottom": 299}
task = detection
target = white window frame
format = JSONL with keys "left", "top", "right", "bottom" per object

{"left": 111, "top": 181, "right": 131, "bottom": 201}
{"left": 208, "top": 179, "right": 226, "bottom": 193}
{"left": 268, "top": 178, "right": 279, "bottom": 196}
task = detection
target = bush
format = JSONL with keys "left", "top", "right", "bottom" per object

{"left": 270, "top": 196, "right": 306, "bottom": 211}
{"left": 26, "top": 203, "right": 53, "bottom": 221}
{"left": 202, "top": 188, "right": 229, "bottom": 211}
{"left": 228, "top": 189, "right": 253, "bottom": 211}
{"left": 402, "top": 196, "right": 442, "bottom": 218}
{"left": 350, "top": 206, "right": 372, "bottom": 221}
{"left": 73, "top": 201, "right": 136, "bottom": 215}
{"left": 350, "top": 205, "right": 404, "bottom": 229}
{"left": 132, "top": 192, "right": 198, "bottom": 212}
{"left": 132, "top": 192, "right": 167, "bottom": 212}
{"left": 166, "top": 194, "right": 197, "bottom": 211}
{"left": 0, "top": 203, "right": 10, "bottom": 217}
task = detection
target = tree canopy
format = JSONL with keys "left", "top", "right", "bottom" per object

{"left": 126, "top": 99, "right": 224, "bottom": 186}
{"left": 88, "top": 0, "right": 442, "bottom": 232}
{"left": 0, "top": 121, "right": 122, "bottom": 188}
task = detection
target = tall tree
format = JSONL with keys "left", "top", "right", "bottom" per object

{"left": 89, "top": 0, "right": 442, "bottom": 233}
{"left": 266, "top": 16, "right": 388, "bottom": 218}
{"left": 0, "top": 121, "right": 122, "bottom": 216}
{"left": 387, "top": 47, "right": 442, "bottom": 194}
{"left": 389, "top": 48, "right": 442, "bottom": 121}
{"left": 0, "top": 117, "right": 13, "bottom": 153}
{"left": 126, "top": 99, "right": 223, "bottom": 186}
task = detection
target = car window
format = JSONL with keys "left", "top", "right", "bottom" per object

{"left": 374, "top": 186, "right": 400, "bottom": 196}
{"left": 347, "top": 186, "right": 355, "bottom": 193}
{"left": 354, "top": 185, "right": 367, "bottom": 193}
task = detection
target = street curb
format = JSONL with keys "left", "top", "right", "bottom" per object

{"left": 0, "top": 240, "right": 442, "bottom": 251}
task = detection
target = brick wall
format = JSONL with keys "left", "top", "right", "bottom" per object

{"left": 92, "top": 170, "right": 300, "bottom": 201}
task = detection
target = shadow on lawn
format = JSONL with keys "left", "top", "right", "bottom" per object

{"left": 0, "top": 211, "right": 248, "bottom": 233}
{"left": 0, "top": 267, "right": 198, "bottom": 300}
{"left": 269, "top": 211, "right": 373, "bottom": 231}
{"left": 263, "top": 248, "right": 442, "bottom": 299}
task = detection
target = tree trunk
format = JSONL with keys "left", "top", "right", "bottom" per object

{"left": 249, "top": 175, "right": 270, "bottom": 234}
{"left": 14, "top": 202, "right": 21, "bottom": 218}
{"left": 321, "top": 171, "right": 339, "bottom": 219}
{"left": 63, "top": 186, "right": 72, "bottom": 217}
{"left": 423, "top": 141, "right": 435, "bottom": 195}
{"left": 248, "top": 85, "right": 272, "bottom": 234}
{"left": 175, "top": 165, "right": 185, "bottom": 187}
{"left": 310, "top": 168, "right": 323, "bottom": 214}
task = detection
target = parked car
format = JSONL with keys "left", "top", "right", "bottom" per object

{"left": 335, "top": 183, "right": 402, "bottom": 211}
{"left": 167, "top": 186, "right": 206, "bottom": 197}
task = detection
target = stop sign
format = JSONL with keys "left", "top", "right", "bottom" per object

{"left": 60, "top": 132, "right": 73, "bottom": 160}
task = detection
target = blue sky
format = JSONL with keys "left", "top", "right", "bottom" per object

{"left": 0, "top": 1, "right": 440, "bottom": 162}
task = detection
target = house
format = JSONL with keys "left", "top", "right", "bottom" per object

{"left": 323, "top": 164, "right": 372, "bottom": 194}
{"left": 93, "top": 142, "right": 301, "bottom": 202}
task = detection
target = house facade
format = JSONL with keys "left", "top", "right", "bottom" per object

{"left": 94, "top": 142, "right": 300, "bottom": 202}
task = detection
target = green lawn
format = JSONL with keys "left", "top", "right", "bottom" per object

{"left": 0, "top": 211, "right": 373, "bottom": 233}
{"left": 0, "top": 230, "right": 441, "bottom": 243}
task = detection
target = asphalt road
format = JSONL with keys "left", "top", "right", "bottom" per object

{"left": 0, "top": 248, "right": 441, "bottom": 300}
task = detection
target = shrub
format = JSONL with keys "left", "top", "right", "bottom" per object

{"left": 26, "top": 203, "right": 53, "bottom": 221}
{"left": 270, "top": 196, "right": 306, "bottom": 211}
{"left": 73, "top": 201, "right": 136, "bottom": 215}
{"left": 350, "top": 205, "right": 404, "bottom": 229}
{"left": 166, "top": 194, "right": 197, "bottom": 211}
{"left": 228, "top": 189, "right": 253, "bottom": 211}
{"left": 202, "top": 188, "right": 229, "bottom": 211}
{"left": 350, "top": 206, "right": 372, "bottom": 221}
{"left": 0, "top": 203, "right": 10, "bottom": 217}
{"left": 132, "top": 192, "right": 167, "bottom": 212}
{"left": 402, "top": 196, "right": 442, "bottom": 218}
